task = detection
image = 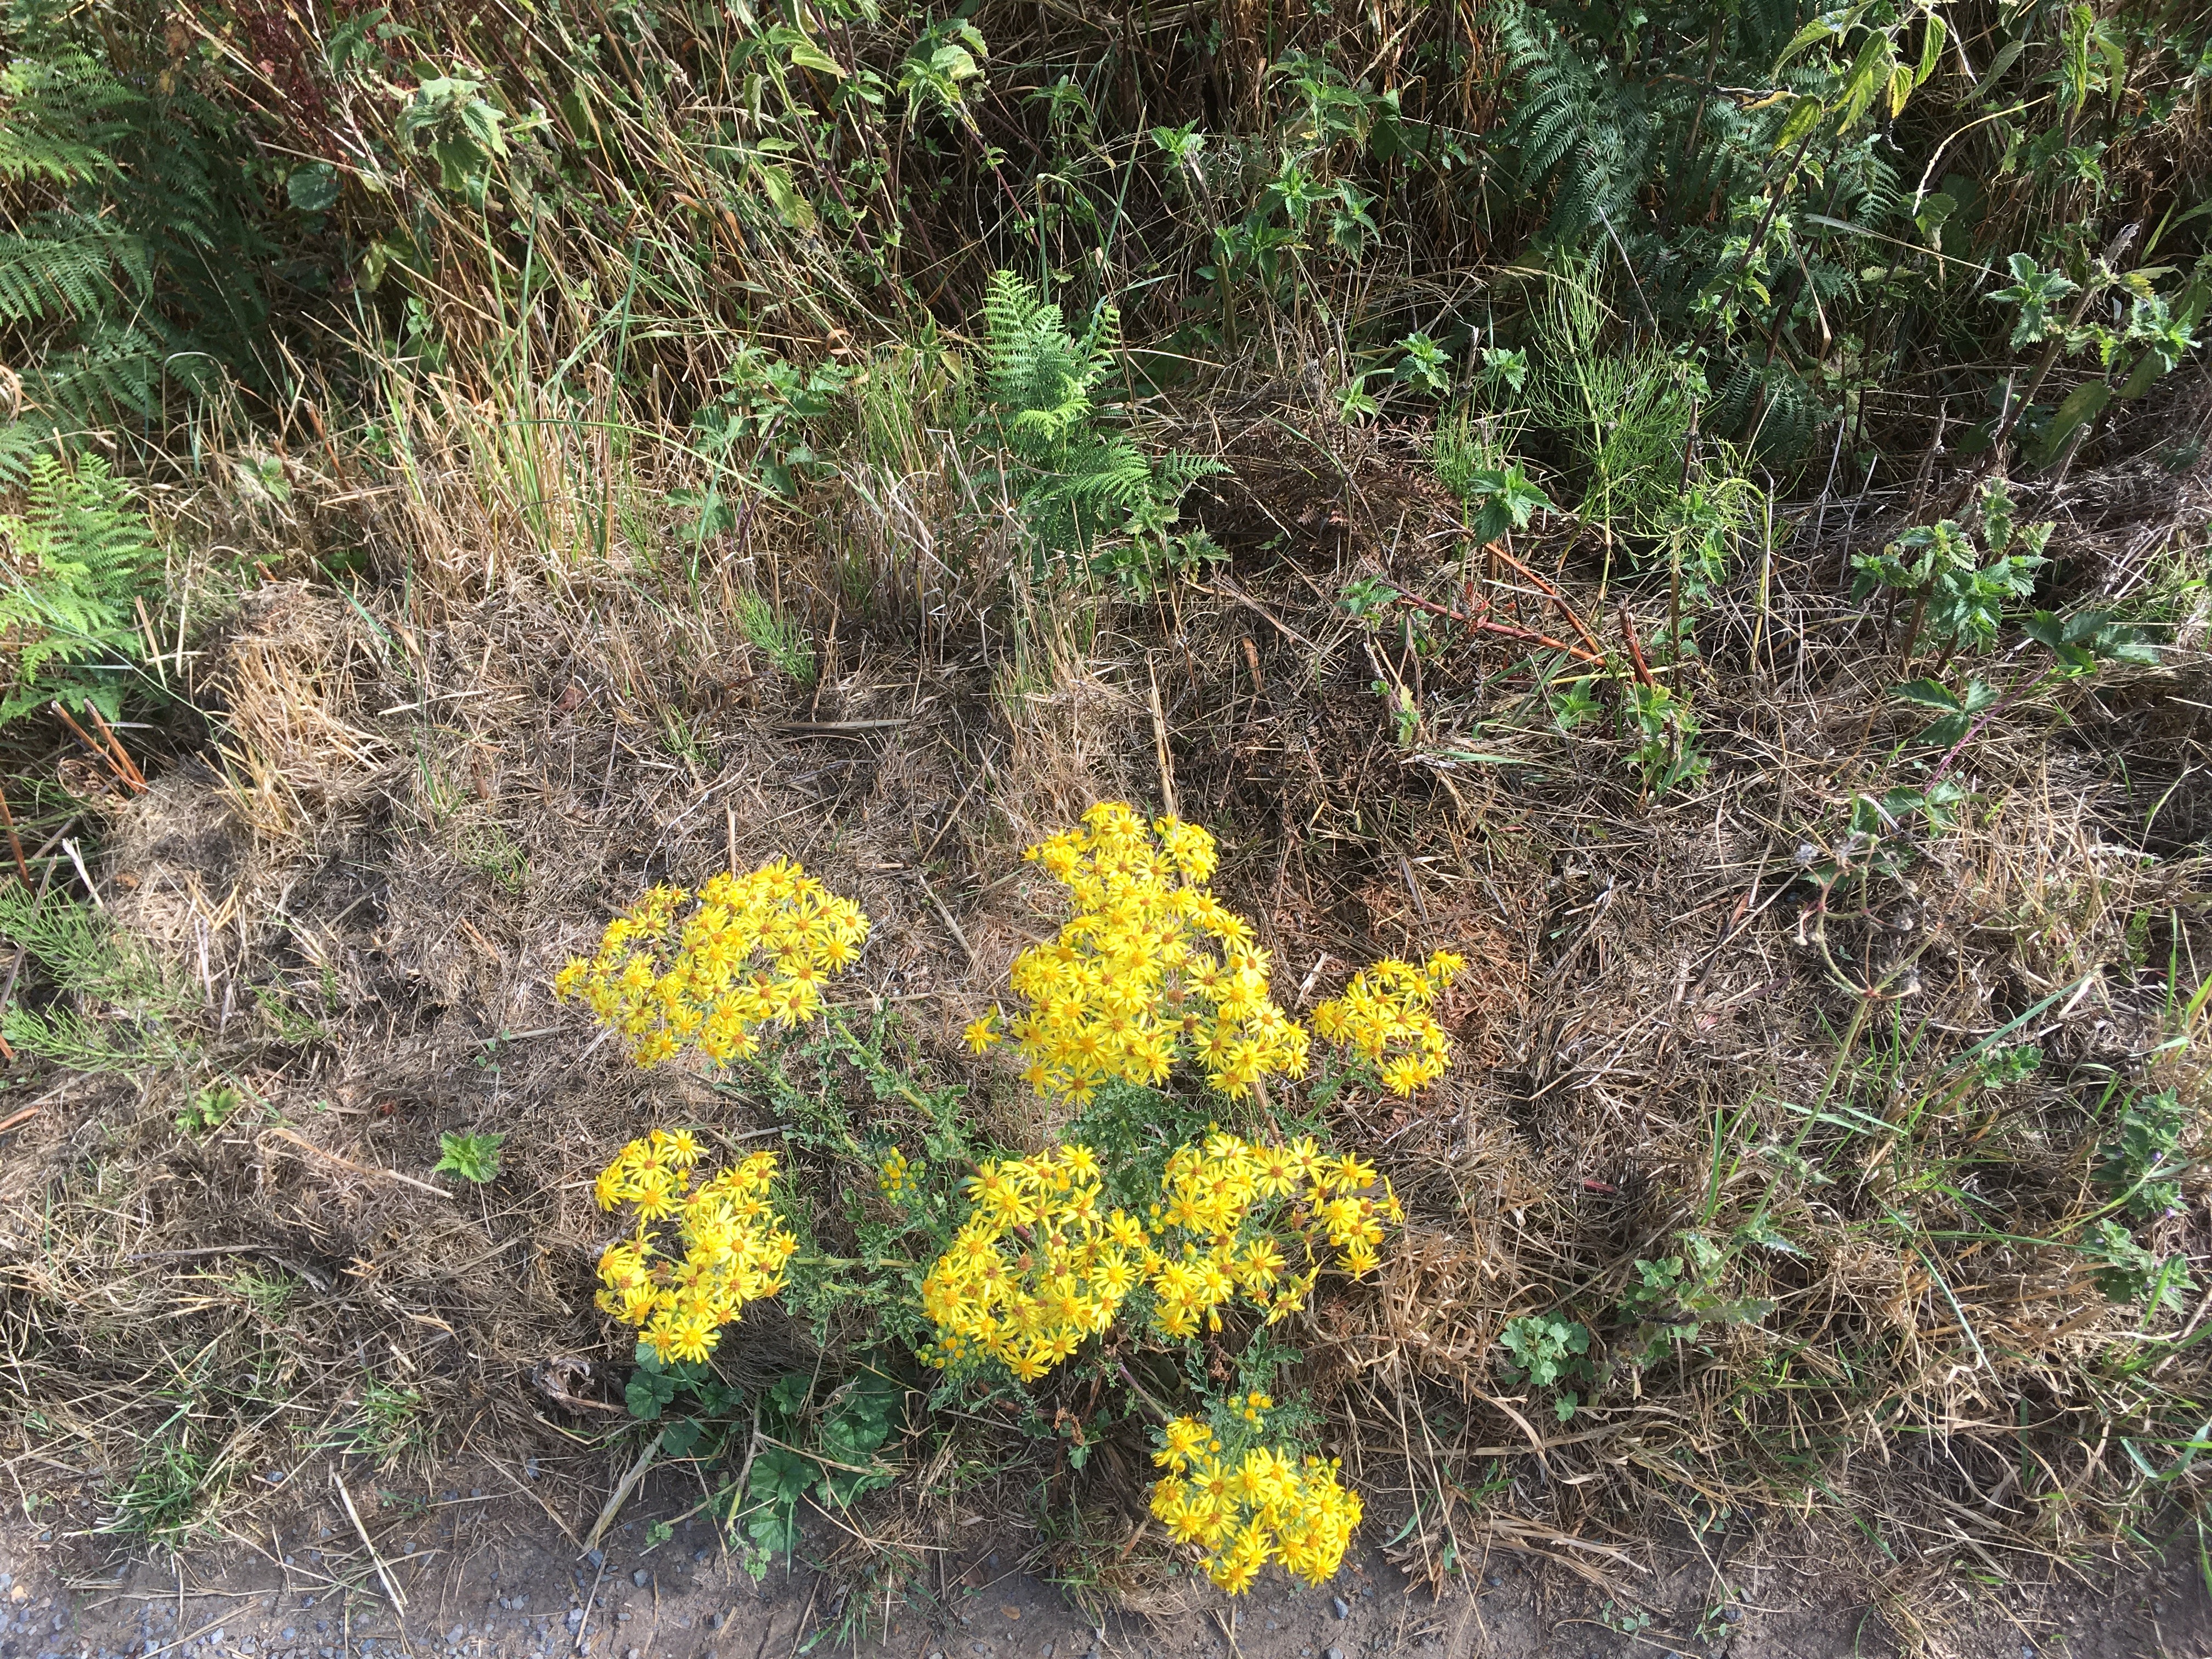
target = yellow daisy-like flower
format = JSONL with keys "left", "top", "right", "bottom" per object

{"left": 554, "top": 864, "right": 870, "bottom": 1070}
{"left": 589, "top": 1132, "right": 793, "bottom": 1360}
{"left": 1148, "top": 1415, "right": 1363, "bottom": 1593}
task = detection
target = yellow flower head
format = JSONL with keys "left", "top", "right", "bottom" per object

{"left": 591, "top": 1133, "right": 792, "bottom": 1359}
{"left": 1008, "top": 806, "right": 1309, "bottom": 1103}
{"left": 1311, "top": 955, "right": 1456, "bottom": 1097}
{"left": 1149, "top": 1417, "right": 1362, "bottom": 1593}
{"left": 555, "top": 864, "right": 870, "bottom": 1069}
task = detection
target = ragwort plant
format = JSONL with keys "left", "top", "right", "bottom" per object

{"left": 555, "top": 808, "right": 1454, "bottom": 1594}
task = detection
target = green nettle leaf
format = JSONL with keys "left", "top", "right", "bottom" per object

{"left": 1837, "top": 32, "right": 1894, "bottom": 125}
{"left": 1915, "top": 13, "right": 1946, "bottom": 86}
{"left": 287, "top": 162, "right": 341, "bottom": 212}
{"left": 1465, "top": 464, "right": 1556, "bottom": 541}
{"left": 754, "top": 161, "right": 817, "bottom": 233}
{"left": 2034, "top": 380, "right": 2111, "bottom": 461}
{"left": 1773, "top": 94, "right": 1825, "bottom": 152}
{"left": 1990, "top": 253, "right": 2080, "bottom": 349}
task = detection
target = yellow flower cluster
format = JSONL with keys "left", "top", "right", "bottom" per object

{"left": 920, "top": 1133, "right": 1401, "bottom": 1376}
{"left": 918, "top": 1146, "right": 1139, "bottom": 1381}
{"left": 978, "top": 804, "right": 1308, "bottom": 1103}
{"left": 592, "top": 1131, "right": 798, "bottom": 1365}
{"left": 878, "top": 1147, "right": 919, "bottom": 1199}
{"left": 552, "top": 863, "right": 869, "bottom": 1067}
{"left": 1149, "top": 1417, "right": 1364, "bottom": 1593}
{"left": 1144, "top": 1131, "right": 1400, "bottom": 1336}
{"left": 1311, "top": 952, "right": 1465, "bottom": 1097}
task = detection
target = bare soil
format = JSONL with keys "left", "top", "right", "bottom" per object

{"left": 4, "top": 1481, "right": 2207, "bottom": 1659}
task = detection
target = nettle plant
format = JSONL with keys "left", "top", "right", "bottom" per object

{"left": 1858, "top": 479, "right": 2158, "bottom": 756}
{"left": 555, "top": 804, "right": 1463, "bottom": 1592}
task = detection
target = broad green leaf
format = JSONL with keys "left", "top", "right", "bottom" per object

{"left": 755, "top": 161, "right": 817, "bottom": 233}
{"left": 287, "top": 163, "right": 341, "bottom": 212}
{"left": 1890, "top": 678, "right": 1965, "bottom": 713}
{"left": 2042, "top": 379, "right": 2111, "bottom": 449}
{"left": 1915, "top": 14, "right": 1946, "bottom": 86}
{"left": 1773, "top": 94, "right": 1826, "bottom": 153}
{"left": 782, "top": 35, "right": 845, "bottom": 76}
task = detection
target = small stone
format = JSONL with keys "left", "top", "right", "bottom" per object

{"left": 1326, "top": 1648, "right": 1346, "bottom": 1659}
{"left": 585, "top": 1549, "right": 606, "bottom": 1569}
{"left": 1002, "top": 1606, "right": 1020, "bottom": 1621}
{"left": 1330, "top": 1599, "right": 1350, "bottom": 1621}
{"left": 1720, "top": 1609, "right": 1740, "bottom": 1624}
{"left": 281, "top": 1632, "right": 295, "bottom": 1642}
{"left": 447, "top": 1629, "right": 465, "bottom": 1646}
{"left": 631, "top": 1571, "right": 650, "bottom": 1590}
{"left": 1484, "top": 1576, "right": 1502, "bottom": 1589}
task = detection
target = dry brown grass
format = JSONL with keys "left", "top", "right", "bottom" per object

{"left": 2, "top": 360, "right": 2210, "bottom": 1655}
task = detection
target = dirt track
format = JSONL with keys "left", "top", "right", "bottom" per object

{"left": 5, "top": 1475, "right": 2208, "bottom": 1659}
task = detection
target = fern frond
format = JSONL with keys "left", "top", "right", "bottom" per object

{"left": 0, "top": 450, "right": 157, "bottom": 723}
{"left": 0, "top": 48, "right": 140, "bottom": 187}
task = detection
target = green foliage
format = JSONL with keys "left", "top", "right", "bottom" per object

{"left": 2083, "top": 1218, "right": 2194, "bottom": 1316}
{"left": 735, "top": 591, "right": 816, "bottom": 683}
{"left": 1614, "top": 1232, "right": 1775, "bottom": 1368}
{"left": 176, "top": 1082, "right": 244, "bottom": 1136}
{"left": 324, "top": 1379, "right": 427, "bottom": 1465}
{"left": 1497, "top": 1314, "right": 1595, "bottom": 1421}
{"left": 1462, "top": 462, "right": 1555, "bottom": 544}
{"left": 2095, "top": 1087, "right": 2192, "bottom": 1222}
{"left": 0, "top": 882, "right": 193, "bottom": 1071}
{"left": 980, "top": 272, "right": 1223, "bottom": 596}
{"left": 432, "top": 1131, "right": 505, "bottom": 1184}
{"left": 0, "top": 452, "right": 159, "bottom": 722}
{"left": 99, "top": 1438, "right": 220, "bottom": 1547}
{"left": 0, "top": 11, "right": 274, "bottom": 470}
{"left": 1522, "top": 269, "right": 1696, "bottom": 537}
{"left": 1627, "top": 681, "right": 1706, "bottom": 797}
{"left": 733, "top": 1365, "right": 902, "bottom": 1561}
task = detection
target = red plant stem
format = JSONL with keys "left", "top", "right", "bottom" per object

{"left": 1618, "top": 605, "right": 1657, "bottom": 689}
{"left": 1387, "top": 589, "right": 1603, "bottom": 665}
{"left": 0, "top": 789, "right": 26, "bottom": 886}
{"left": 49, "top": 703, "right": 143, "bottom": 793}
{"left": 1481, "top": 539, "right": 1607, "bottom": 661}
{"left": 84, "top": 704, "right": 146, "bottom": 789}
